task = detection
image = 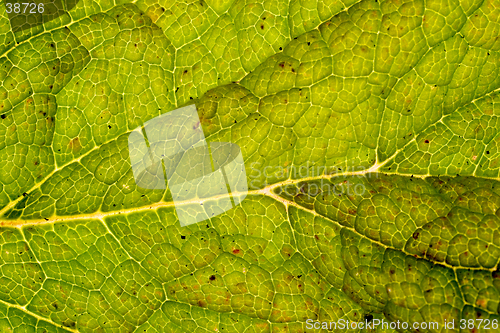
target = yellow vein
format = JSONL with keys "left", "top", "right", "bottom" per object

{"left": 0, "top": 297, "right": 77, "bottom": 332}
{"left": 0, "top": 168, "right": 381, "bottom": 226}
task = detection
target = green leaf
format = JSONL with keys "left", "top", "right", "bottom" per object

{"left": 1, "top": 0, "right": 500, "bottom": 331}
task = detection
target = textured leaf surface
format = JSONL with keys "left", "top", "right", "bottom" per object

{"left": 1, "top": 0, "right": 500, "bottom": 332}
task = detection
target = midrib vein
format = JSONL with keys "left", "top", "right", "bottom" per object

{"left": 3, "top": 157, "right": 500, "bottom": 227}
{"left": 4, "top": 155, "right": 500, "bottom": 227}
{"left": 0, "top": 166, "right": 381, "bottom": 226}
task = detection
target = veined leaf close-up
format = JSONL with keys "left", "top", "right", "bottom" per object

{"left": 1, "top": 0, "right": 500, "bottom": 331}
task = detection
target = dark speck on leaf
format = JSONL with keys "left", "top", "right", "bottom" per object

{"left": 181, "top": 235, "right": 186, "bottom": 239}
{"left": 364, "top": 314, "right": 373, "bottom": 322}
{"left": 307, "top": 42, "right": 310, "bottom": 46}
{"left": 209, "top": 275, "right": 215, "bottom": 281}
{"left": 425, "top": 140, "right": 429, "bottom": 143}
{"left": 0, "top": 114, "right": 5, "bottom": 119}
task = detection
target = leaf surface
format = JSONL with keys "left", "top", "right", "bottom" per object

{"left": 1, "top": 0, "right": 500, "bottom": 331}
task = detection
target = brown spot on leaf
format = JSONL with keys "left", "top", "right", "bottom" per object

{"left": 68, "top": 137, "right": 82, "bottom": 152}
